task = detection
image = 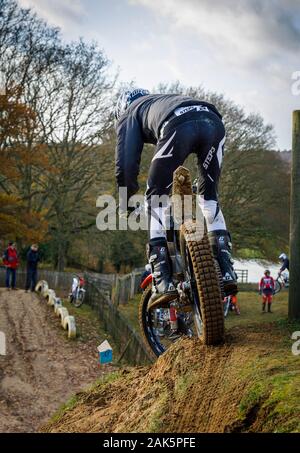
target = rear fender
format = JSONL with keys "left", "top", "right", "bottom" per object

{"left": 140, "top": 273, "right": 153, "bottom": 290}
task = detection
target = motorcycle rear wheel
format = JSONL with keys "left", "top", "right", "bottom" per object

{"left": 73, "top": 290, "right": 85, "bottom": 308}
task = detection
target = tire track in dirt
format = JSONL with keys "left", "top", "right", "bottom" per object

{"left": 3, "top": 295, "right": 36, "bottom": 382}
{"left": 174, "top": 345, "right": 233, "bottom": 432}
{"left": 0, "top": 288, "right": 114, "bottom": 432}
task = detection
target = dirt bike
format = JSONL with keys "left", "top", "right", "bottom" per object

{"left": 274, "top": 273, "right": 289, "bottom": 294}
{"left": 139, "top": 166, "right": 225, "bottom": 359}
{"left": 223, "top": 295, "right": 240, "bottom": 318}
{"left": 69, "top": 274, "right": 86, "bottom": 308}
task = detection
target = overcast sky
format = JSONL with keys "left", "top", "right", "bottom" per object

{"left": 18, "top": 0, "right": 300, "bottom": 150}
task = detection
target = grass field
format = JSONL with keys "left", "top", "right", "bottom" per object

{"left": 118, "top": 294, "right": 141, "bottom": 333}
{"left": 118, "top": 289, "right": 290, "bottom": 334}
{"left": 225, "top": 290, "right": 289, "bottom": 328}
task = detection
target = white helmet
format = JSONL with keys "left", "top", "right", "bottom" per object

{"left": 114, "top": 88, "right": 150, "bottom": 121}
{"left": 279, "top": 253, "right": 287, "bottom": 261}
{"left": 145, "top": 264, "right": 151, "bottom": 273}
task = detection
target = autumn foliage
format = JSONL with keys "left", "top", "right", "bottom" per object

{"left": 0, "top": 87, "right": 48, "bottom": 242}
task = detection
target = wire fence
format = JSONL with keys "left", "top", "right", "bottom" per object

{"left": 113, "top": 269, "right": 143, "bottom": 305}
{"left": 84, "top": 274, "right": 152, "bottom": 365}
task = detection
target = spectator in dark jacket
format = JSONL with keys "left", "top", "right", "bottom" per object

{"left": 25, "top": 244, "right": 40, "bottom": 292}
{"left": 3, "top": 241, "right": 19, "bottom": 290}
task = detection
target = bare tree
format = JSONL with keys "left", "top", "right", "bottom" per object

{"left": 36, "top": 40, "right": 115, "bottom": 270}
{"left": 0, "top": 0, "right": 63, "bottom": 210}
{"left": 0, "top": 1, "right": 116, "bottom": 266}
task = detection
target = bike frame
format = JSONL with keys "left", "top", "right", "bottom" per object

{"left": 70, "top": 275, "right": 86, "bottom": 305}
{"left": 275, "top": 273, "right": 289, "bottom": 294}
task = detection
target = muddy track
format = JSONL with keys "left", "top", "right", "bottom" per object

{"left": 173, "top": 345, "right": 231, "bottom": 432}
{"left": 0, "top": 288, "right": 113, "bottom": 433}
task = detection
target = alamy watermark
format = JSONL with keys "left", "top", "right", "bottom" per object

{"left": 291, "top": 331, "right": 300, "bottom": 356}
{"left": 96, "top": 189, "right": 205, "bottom": 239}
{"left": 0, "top": 331, "right": 6, "bottom": 356}
{"left": 291, "top": 71, "right": 300, "bottom": 96}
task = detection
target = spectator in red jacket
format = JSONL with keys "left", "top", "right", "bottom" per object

{"left": 259, "top": 270, "right": 275, "bottom": 313}
{"left": 2, "top": 241, "right": 19, "bottom": 290}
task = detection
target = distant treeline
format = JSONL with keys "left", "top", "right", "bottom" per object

{"left": 0, "top": 0, "right": 289, "bottom": 272}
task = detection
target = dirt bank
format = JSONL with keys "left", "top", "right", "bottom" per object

{"left": 0, "top": 288, "right": 114, "bottom": 432}
{"left": 44, "top": 322, "right": 300, "bottom": 433}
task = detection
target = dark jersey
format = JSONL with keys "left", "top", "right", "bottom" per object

{"left": 26, "top": 249, "right": 40, "bottom": 270}
{"left": 280, "top": 258, "right": 289, "bottom": 272}
{"left": 115, "top": 94, "right": 222, "bottom": 198}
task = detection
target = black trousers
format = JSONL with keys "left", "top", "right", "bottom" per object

{"left": 146, "top": 109, "right": 226, "bottom": 238}
{"left": 25, "top": 268, "right": 37, "bottom": 291}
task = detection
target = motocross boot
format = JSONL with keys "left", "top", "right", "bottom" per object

{"left": 268, "top": 303, "right": 272, "bottom": 313}
{"left": 147, "top": 237, "right": 177, "bottom": 309}
{"left": 208, "top": 230, "right": 238, "bottom": 296}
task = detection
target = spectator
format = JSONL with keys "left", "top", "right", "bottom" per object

{"left": 25, "top": 244, "right": 40, "bottom": 292}
{"left": 259, "top": 269, "right": 275, "bottom": 313}
{"left": 2, "top": 241, "right": 19, "bottom": 290}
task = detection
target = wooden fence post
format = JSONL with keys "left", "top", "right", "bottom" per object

{"left": 130, "top": 272, "right": 136, "bottom": 299}
{"left": 114, "top": 276, "right": 120, "bottom": 306}
{"left": 288, "top": 110, "right": 300, "bottom": 320}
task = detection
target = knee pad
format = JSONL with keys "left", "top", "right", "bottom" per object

{"left": 198, "top": 197, "right": 218, "bottom": 224}
{"left": 198, "top": 196, "right": 227, "bottom": 231}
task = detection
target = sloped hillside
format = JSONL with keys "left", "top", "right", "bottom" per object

{"left": 43, "top": 321, "right": 300, "bottom": 433}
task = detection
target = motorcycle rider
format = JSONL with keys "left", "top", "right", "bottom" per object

{"left": 114, "top": 88, "right": 237, "bottom": 304}
{"left": 278, "top": 253, "right": 289, "bottom": 276}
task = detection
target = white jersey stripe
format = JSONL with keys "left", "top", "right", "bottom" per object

{"left": 152, "top": 131, "right": 176, "bottom": 162}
